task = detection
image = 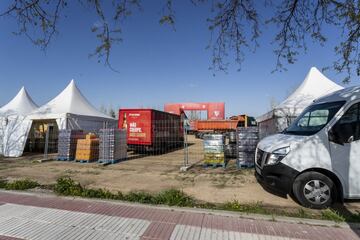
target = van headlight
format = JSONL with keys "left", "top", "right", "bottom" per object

{"left": 265, "top": 147, "right": 290, "bottom": 165}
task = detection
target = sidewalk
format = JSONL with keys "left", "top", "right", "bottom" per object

{"left": 0, "top": 191, "right": 358, "bottom": 240}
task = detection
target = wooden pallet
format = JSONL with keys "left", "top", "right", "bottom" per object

{"left": 236, "top": 161, "right": 254, "bottom": 169}
{"left": 57, "top": 157, "right": 74, "bottom": 161}
{"left": 203, "top": 162, "right": 227, "bottom": 169}
{"left": 97, "top": 158, "right": 126, "bottom": 165}
{"left": 75, "top": 159, "right": 97, "bottom": 163}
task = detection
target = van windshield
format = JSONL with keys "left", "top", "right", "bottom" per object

{"left": 284, "top": 101, "right": 345, "bottom": 136}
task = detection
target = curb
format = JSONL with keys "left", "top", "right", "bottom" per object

{"left": 1, "top": 189, "right": 359, "bottom": 229}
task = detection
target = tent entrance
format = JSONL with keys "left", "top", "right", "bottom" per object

{"left": 24, "top": 120, "right": 59, "bottom": 154}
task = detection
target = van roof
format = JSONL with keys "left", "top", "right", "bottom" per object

{"left": 314, "top": 86, "right": 360, "bottom": 104}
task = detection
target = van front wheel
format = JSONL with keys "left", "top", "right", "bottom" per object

{"left": 293, "top": 172, "right": 335, "bottom": 209}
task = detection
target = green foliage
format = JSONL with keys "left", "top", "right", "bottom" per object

{"left": 82, "top": 188, "right": 111, "bottom": 199}
{"left": 5, "top": 177, "right": 355, "bottom": 224}
{"left": 53, "top": 177, "right": 194, "bottom": 206}
{"left": 0, "top": 179, "right": 8, "bottom": 188}
{"left": 4, "top": 179, "right": 39, "bottom": 190}
{"left": 155, "top": 189, "right": 194, "bottom": 207}
{"left": 344, "top": 211, "right": 360, "bottom": 223}
{"left": 54, "top": 177, "right": 83, "bottom": 196}
{"left": 222, "top": 200, "right": 268, "bottom": 215}
{"left": 125, "top": 192, "right": 154, "bottom": 204}
{"left": 321, "top": 209, "right": 345, "bottom": 223}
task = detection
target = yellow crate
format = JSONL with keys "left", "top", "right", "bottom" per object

{"left": 204, "top": 159, "right": 225, "bottom": 164}
{"left": 204, "top": 153, "right": 224, "bottom": 158}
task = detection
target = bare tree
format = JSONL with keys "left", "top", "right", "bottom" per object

{"left": 1, "top": 0, "right": 360, "bottom": 81}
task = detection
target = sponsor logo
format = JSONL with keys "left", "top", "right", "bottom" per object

{"left": 129, "top": 113, "right": 140, "bottom": 117}
{"left": 213, "top": 111, "right": 220, "bottom": 117}
{"left": 129, "top": 122, "right": 142, "bottom": 133}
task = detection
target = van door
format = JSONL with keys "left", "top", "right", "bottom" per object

{"left": 328, "top": 103, "right": 360, "bottom": 198}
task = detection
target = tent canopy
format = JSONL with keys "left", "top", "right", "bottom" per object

{"left": 257, "top": 67, "right": 344, "bottom": 122}
{"left": 1, "top": 80, "right": 115, "bottom": 157}
{"left": 29, "top": 80, "right": 113, "bottom": 120}
{"left": 0, "top": 87, "right": 38, "bottom": 116}
{"left": 0, "top": 87, "right": 38, "bottom": 157}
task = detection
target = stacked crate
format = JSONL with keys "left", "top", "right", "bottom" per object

{"left": 224, "top": 131, "right": 237, "bottom": 158}
{"left": 203, "top": 134, "right": 226, "bottom": 167}
{"left": 236, "top": 127, "right": 259, "bottom": 168}
{"left": 57, "top": 130, "right": 85, "bottom": 161}
{"left": 75, "top": 133, "right": 99, "bottom": 162}
{"left": 98, "top": 129, "right": 127, "bottom": 164}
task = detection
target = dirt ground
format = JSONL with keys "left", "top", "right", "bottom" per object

{"left": 0, "top": 135, "right": 359, "bottom": 214}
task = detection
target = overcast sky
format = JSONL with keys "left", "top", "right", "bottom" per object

{"left": 0, "top": 1, "right": 357, "bottom": 117}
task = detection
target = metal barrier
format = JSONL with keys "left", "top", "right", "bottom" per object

{"left": 27, "top": 120, "right": 258, "bottom": 170}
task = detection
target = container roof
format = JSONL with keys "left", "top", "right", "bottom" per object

{"left": 29, "top": 80, "right": 113, "bottom": 119}
{"left": 0, "top": 87, "right": 38, "bottom": 116}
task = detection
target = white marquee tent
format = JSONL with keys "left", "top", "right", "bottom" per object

{"left": 2, "top": 80, "right": 116, "bottom": 157}
{"left": 28, "top": 80, "right": 116, "bottom": 130}
{"left": 257, "top": 67, "right": 344, "bottom": 139}
{"left": 0, "top": 87, "right": 38, "bottom": 157}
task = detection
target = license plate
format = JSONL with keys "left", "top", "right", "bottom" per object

{"left": 255, "top": 166, "right": 261, "bottom": 175}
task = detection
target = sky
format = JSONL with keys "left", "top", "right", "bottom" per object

{"left": 0, "top": 1, "right": 357, "bottom": 117}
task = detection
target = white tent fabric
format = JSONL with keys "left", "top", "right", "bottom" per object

{"left": 29, "top": 80, "right": 112, "bottom": 120}
{"left": 2, "top": 80, "right": 116, "bottom": 157}
{"left": 0, "top": 87, "right": 38, "bottom": 157}
{"left": 28, "top": 79, "right": 117, "bottom": 131}
{"left": 257, "top": 67, "right": 344, "bottom": 139}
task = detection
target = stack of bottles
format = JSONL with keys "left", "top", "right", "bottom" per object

{"left": 57, "top": 130, "right": 85, "bottom": 160}
{"left": 203, "top": 134, "right": 225, "bottom": 167}
{"left": 75, "top": 133, "right": 99, "bottom": 162}
{"left": 99, "top": 129, "right": 127, "bottom": 164}
{"left": 236, "top": 127, "right": 259, "bottom": 168}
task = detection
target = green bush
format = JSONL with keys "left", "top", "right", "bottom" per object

{"left": 54, "top": 177, "right": 83, "bottom": 196}
{"left": 125, "top": 192, "right": 155, "bottom": 204}
{"left": 82, "top": 188, "right": 116, "bottom": 199}
{"left": 53, "top": 177, "right": 195, "bottom": 207}
{"left": 321, "top": 209, "right": 345, "bottom": 222}
{"left": 155, "top": 189, "right": 194, "bottom": 207}
{"left": 5, "top": 179, "right": 39, "bottom": 190}
{"left": 0, "top": 179, "right": 8, "bottom": 188}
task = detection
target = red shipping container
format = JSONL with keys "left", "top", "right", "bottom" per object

{"left": 118, "top": 109, "right": 184, "bottom": 151}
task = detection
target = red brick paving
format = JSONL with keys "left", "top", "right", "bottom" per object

{"left": 0, "top": 191, "right": 359, "bottom": 240}
{"left": 141, "top": 222, "right": 177, "bottom": 240}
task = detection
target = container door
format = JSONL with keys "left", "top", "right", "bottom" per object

{"left": 328, "top": 102, "right": 360, "bottom": 198}
{"left": 120, "top": 110, "right": 152, "bottom": 145}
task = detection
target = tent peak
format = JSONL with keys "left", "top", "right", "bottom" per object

{"left": 309, "top": 66, "right": 319, "bottom": 72}
{"left": 0, "top": 86, "right": 38, "bottom": 115}
{"left": 29, "top": 79, "right": 113, "bottom": 119}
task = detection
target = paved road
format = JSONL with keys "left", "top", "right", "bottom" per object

{"left": 0, "top": 191, "right": 358, "bottom": 240}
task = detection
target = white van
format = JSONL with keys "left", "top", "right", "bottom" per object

{"left": 255, "top": 86, "right": 360, "bottom": 209}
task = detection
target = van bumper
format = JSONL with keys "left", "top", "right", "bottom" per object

{"left": 255, "top": 163, "right": 299, "bottom": 196}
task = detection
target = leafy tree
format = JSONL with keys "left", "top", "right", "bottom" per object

{"left": 108, "top": 107, "right": 116, "bottom": 119}
{"left": 99, "top": 104, "right": 107, "bottom": 115}
{"left": 1, "top": 0, "right": 360, "bottom": 82}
